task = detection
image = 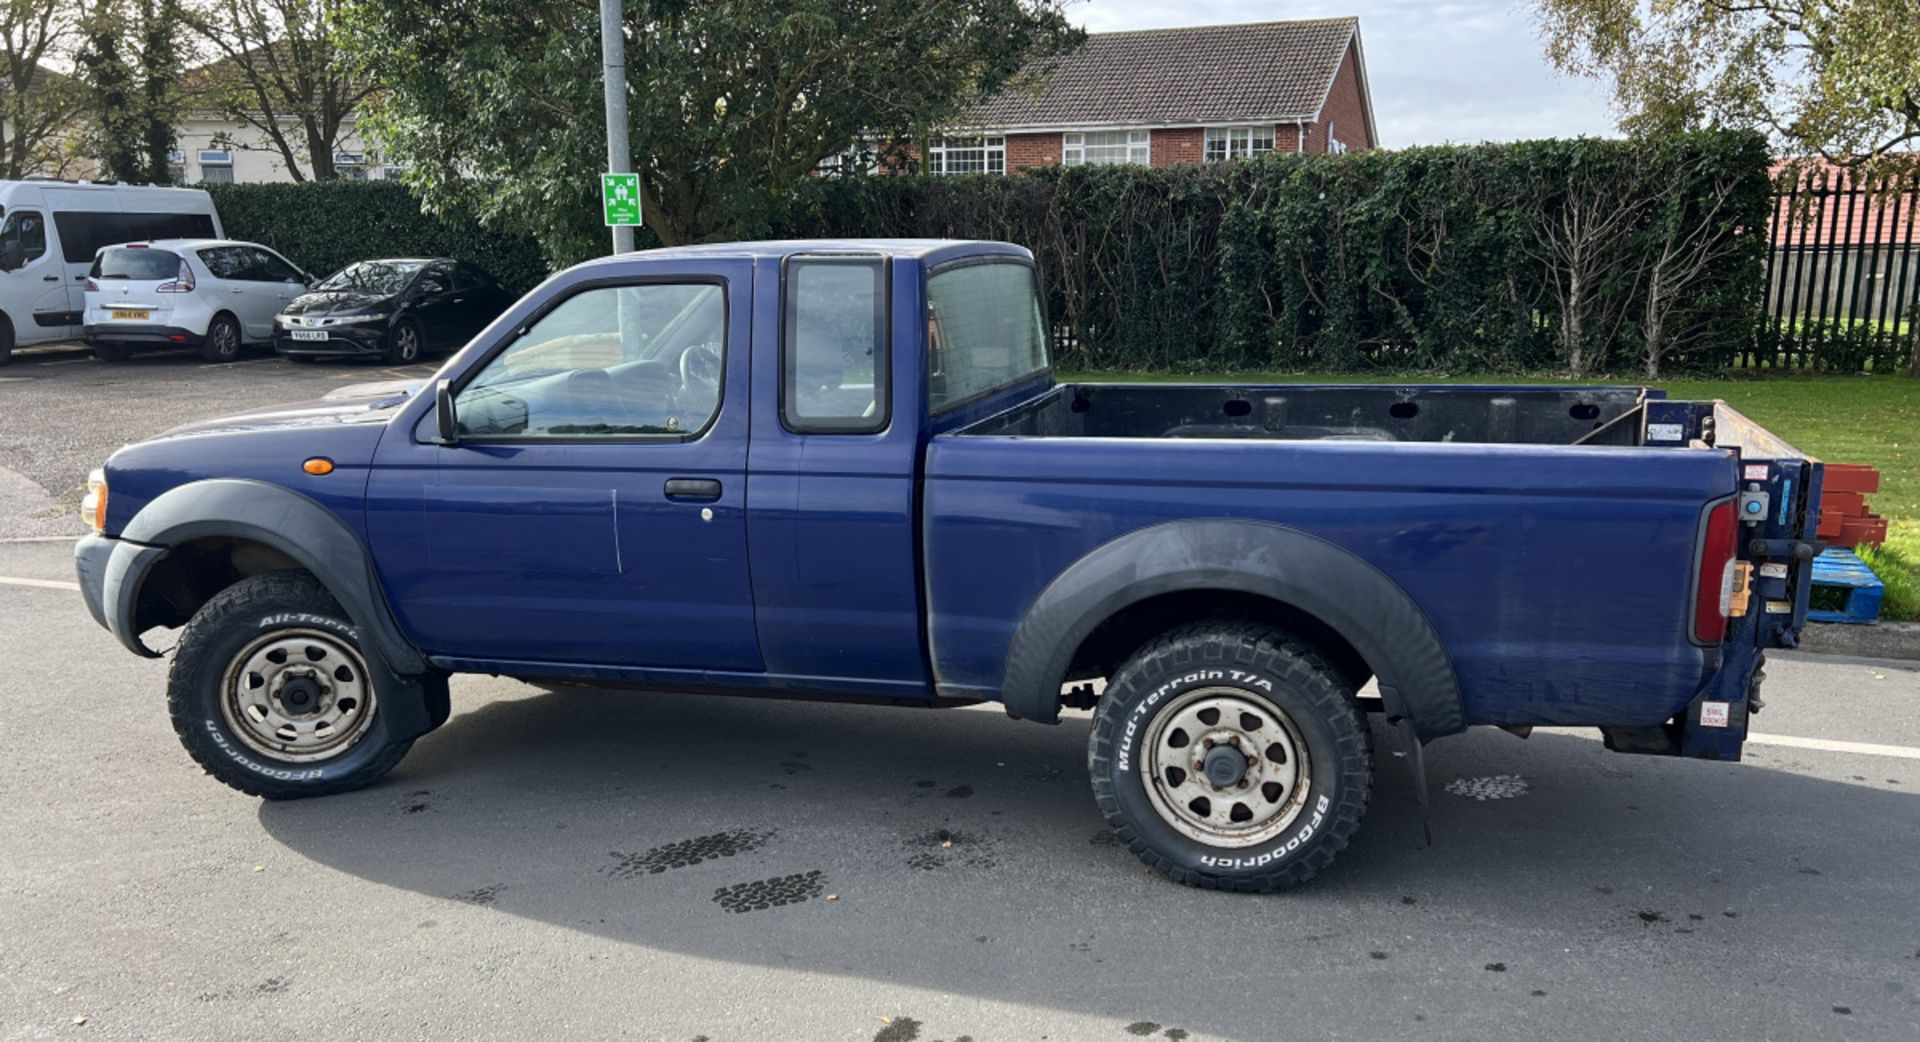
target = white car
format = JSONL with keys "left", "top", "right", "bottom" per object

{"left": 83, "top": 239, "right": 313, "bottom": 362}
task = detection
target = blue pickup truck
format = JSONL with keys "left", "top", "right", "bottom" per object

{"left": 74, "top": 239, "right": 1822, "bottom": 891}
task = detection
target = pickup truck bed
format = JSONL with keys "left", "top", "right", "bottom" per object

{"left": 963, "top": 382, "right": 1651, "bottom": 445}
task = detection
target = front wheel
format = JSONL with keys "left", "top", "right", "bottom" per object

{"left": 384, "top": 320, "right": 423, "bottom": 364}
{"left": 1089, "top": 621, "right": 1372, "bottom": 892}
{"left": 168, "top": 572, "right": 413, "bottom": 799}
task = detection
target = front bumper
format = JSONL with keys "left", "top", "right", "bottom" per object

{"left": 84, "top": 324, "right": 205, "bottom": 349}
{"left": 74, "top": 534, "right": 168, "bottom": 658}
{"left": 273, "top": 323, "right": 391, "bottom": 357}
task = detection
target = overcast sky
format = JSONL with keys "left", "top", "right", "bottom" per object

{"left": 1074, "top": 0, "right": 1619, "bottom": 147}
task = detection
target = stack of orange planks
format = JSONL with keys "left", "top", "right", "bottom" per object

{"left": 1818, "top": 464, "right": 1887, "bottom": 548}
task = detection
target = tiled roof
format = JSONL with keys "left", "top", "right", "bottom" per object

{"left": 961, "top": 17, "right": 1359, "bottom": 129}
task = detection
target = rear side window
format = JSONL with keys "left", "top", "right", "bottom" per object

{"left": 782, "top": 255, "right": 887, "bottom": 433}
{"left": 90, "top": 248, "right": 184, "bottom": 281}
{"left": 197, "top": 246, "right": 252, "bottom": 280}
{"left": 926, "top": 261, "right": 1049, "bottom": 413}
{"left": 54, "top": 210, "right": 216, "bottom": 263}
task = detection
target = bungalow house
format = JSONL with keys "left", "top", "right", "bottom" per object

{"left": 923, "top": 16, "right": 1377, "bottom": 175}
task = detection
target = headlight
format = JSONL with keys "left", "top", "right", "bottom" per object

{"left": 347, "top": 313, "right": 389, "bottom": 325}
{"left": 81, "top": 468, "right": 108, "bottom": 534}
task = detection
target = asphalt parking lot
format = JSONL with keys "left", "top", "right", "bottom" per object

{"left": 3, "top": 344, "right": 1919, "bottom": 1041}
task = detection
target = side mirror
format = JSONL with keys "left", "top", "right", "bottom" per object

{"left": 434, "top": 379, "right": 459, "bottom": 444}
{"left": 0, "top": 241, "right": 22, "bottom": 272}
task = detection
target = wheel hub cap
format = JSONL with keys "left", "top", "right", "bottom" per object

{"left": 1202, "top": 744, "right": 1249, "bottom": 787}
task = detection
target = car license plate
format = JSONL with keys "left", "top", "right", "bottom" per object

{"left": 290, "top": 330, "right": 328, "bottom": 341}
{"left": 110, "top": 309, "right": 150, "bottom": 321}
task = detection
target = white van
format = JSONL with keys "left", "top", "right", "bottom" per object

{"left": 0, "top": 181, "right": 222, "bottom": 363}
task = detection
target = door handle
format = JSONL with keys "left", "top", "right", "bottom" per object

{"left": 43, "top": 275, "right": 58, "bottom": 282}
{"left": 664, "top": 478, "right": 722, "bottom": 502}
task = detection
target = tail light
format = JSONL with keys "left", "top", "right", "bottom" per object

{"left": 157, "top": 259, "right": 195, "bottom": 293}
{"left": 83, "top": 277, "right": 99, "bottom": 292}
{"left": 1693, "top": 500, "right": 1739, "bottom": 644}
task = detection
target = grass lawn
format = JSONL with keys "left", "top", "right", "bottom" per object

{"left": 1068, "top": 370, "right": 1920, "bottom": 619}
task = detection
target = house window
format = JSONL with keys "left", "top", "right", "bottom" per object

{"left": 379, "top": 163, "right": 409, "bottom": 180}
{"left": 927, "top": 136, "right": 1004, "bottom": 176}
{"left": 1062, "top": 129, "right": 1150, "bottom": 167}
{"left": 334, "top": 152, "right": 367, "bottom": 181}
{"left": 197, "top": 149, "right": 234, "bottom": 184}
{"left": 1203, "top": 126, "right": 1275, "bottom": 163}
{"left": 166, "top": 148, "right": 186, "bottom": 183}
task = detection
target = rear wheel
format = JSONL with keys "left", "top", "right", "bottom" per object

{"left": 0, "top": 317, "right": 12, "bottom": 365}
{"left": 168, "top": 572, "right": 414, "bottom": 799}
{"left": 1088, "top": 621, "right": 1372, "bottom": 892}
{"left": 200, "top": 314, "right": 242, "bottom": 363}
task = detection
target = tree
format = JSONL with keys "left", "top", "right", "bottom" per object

{"left": 180, "top": 0, "right": 373, "bottom": 181}
{"left": 1534, "top": 0, "right": 1920, "bottom": 175}
{"left": 0, "top": 0, "right": 85, "bottom": 179}
{"left": 76, "top": 0, "right": 181, "bottom": 183}
{"left": 336, "top": 0, "right": 1082, "bottom": 261}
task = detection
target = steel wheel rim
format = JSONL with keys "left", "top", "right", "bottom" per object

{"left": 1141, "top": 686, "right": 1312, "bottom": 847}
{"left": 219, "top": 628, "right": 377, "bottom": 763}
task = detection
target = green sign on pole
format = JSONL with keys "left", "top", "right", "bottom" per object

{"left": 601, "top": 172, "right": 642, "bottom": 227}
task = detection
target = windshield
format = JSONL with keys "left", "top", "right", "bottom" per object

{"left": 89, "top": 247, "right": 184, "bottom": 281}
{"left": 316, "top": 260, "right": 425, "bottom": 295}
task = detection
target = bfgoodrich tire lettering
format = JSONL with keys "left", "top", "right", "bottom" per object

{"left": 1089, "top": 621, "right": 1372, "bottom": 892}
{"left": 168, "top": 571, "right": 413, "bottom": 799}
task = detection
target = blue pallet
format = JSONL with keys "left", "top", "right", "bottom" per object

{"left": 1807, "top": 548, "right": 1885, "bottom": 625}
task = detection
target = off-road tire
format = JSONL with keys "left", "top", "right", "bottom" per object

{"left": 168, "top": 571, "right": 413, "bottom": 799}
{"left": 1089, "top": 621, "right": 1371, "bottom": 892}
{"left": 200, "top": 314, "right": 242, "bottom": 363}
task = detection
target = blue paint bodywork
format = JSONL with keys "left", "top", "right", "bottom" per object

{"left": 89, "top": 239, "right": 1820, "bottom": 760}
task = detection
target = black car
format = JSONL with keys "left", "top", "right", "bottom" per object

{"left": 273, "top": 258, "right": 511, "bottom": 364}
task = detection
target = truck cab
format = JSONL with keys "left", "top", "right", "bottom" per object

{"left": 74, "top": 240, "right": 1822, "bottom": 891}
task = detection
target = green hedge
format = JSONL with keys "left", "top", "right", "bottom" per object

{"left": 771, "top": 131, "right": 1773, "bottom": 377}
{"left": 204, "top": 181, "right": 549, "bottom": 294}
{"left": 205, "top": 133, "right": 1771, "bottom": 377}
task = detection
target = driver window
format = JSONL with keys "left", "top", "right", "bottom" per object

{"left": 454, "top": 281, "right": 725, "bottom": 438}
{"left": 2, "top": 210, "right": 47, "bottom": 264}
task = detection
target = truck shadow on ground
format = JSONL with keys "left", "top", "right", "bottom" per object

{"left": 259, "top": 682, "right": 1920, "bottom": 1039}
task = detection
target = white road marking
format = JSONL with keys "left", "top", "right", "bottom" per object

{"left": 0, "top": 536, "right": 78, "bottom": 544}
{"left": 1745, "top": 732, "right": 1920, "bottom": 762}
{"left": 0, "top": 575, "right": 80, "bottom": 591}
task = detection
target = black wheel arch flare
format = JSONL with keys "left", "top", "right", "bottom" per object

{"left": 110, "top": 478, "right": 441, "bottom": 741}
{"left": 996, "top": 518, "right": 1466, "bottom": 741}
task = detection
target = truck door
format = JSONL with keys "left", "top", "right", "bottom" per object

{"left": 744, "top": 253, "right": 931, "bottom": 696}
{"left": 366, "top": 260, "right": 761, "bottom": 672}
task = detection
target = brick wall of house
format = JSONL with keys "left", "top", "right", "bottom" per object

{"left": 1274, "top": 122, "right": 1304, "bottom": 154}
{"left": 1150, "top": 128, "right": 1204, "bottom": 167}
{"left": 1318, "top": 40, "right": 1373, "bottom": 152}
{"left": 1006, "top": 132, "right": 1061, "bottom": 171}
